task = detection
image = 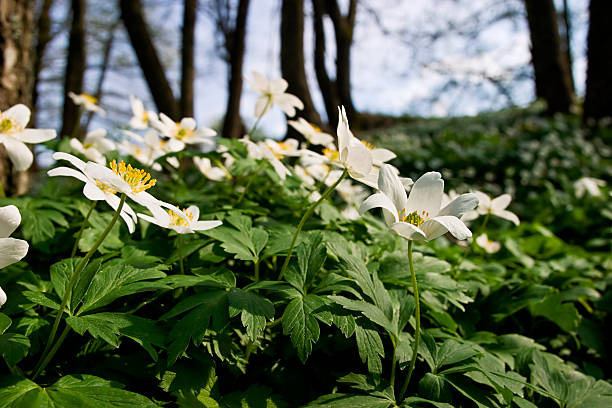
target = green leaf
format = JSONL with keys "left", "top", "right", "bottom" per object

{"left": 329, "top": 295, "right": 396, "bottom": 340}
{"left": 50, "top": 258, "right": 102, "bottom": 312}
{"left": 296, "top": 232, "right": 327, "bottom": 291}
{"left": 418, "top": 373, "right": 450, "bottom": 402}
{"left": 66, "top": 313, "right": 165, "bottom": 360}
{"left": 308, "top": 394, "right": 393, "bottom": 408}
{"left": 79, "top": 210, "right": 124, "bottom": 253}
{"left": 434, "top": 340, "right": 480, "bottom": 372}
{"left": 21, "top": 291, "right": 60, "bottom": 310}
{"left": 0, "top": 374, "right": 158, "bottom": 407}
{"left": 163, "top": 268, "right": 236, "bottom": 289}
{"left": 220, "top": 384, "right": 288, "bottom": 407}
{"left": 162, "top": 290, "right": 229, "bottom": 365}
{"left": 529, "top": 292, "right": 580, "bottom": 332}
{"left": 203, "top": 213, "right": 268, "bottom": 261}
{"left": 0, "top": 333, "right": 30, "bottom": 366}
{"left": 354, "top": 318, "right": 384, "bottom": 376}
{"left": 228, "top": 288, "right": 275, "bottom": 341}
{"left": 282, "top": 296, "right": 320, "bottom": 363}
{"left": 0, "top": 314, "right": 11, "bottom": 334}
{"left": 78, "top": 261, "right": 168, "bottom": 314}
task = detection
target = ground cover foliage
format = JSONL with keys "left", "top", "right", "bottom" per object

{"left": 1, "top": 102, "right": 611, "bottom": 407}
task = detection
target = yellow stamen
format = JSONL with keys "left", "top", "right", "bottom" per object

{"left": 311, "top": 123, "right": 322, "bottom": 133}
{"left": 109, "top": 160, "right": 156, "bottom": 193}
{"left": 83, "top": 143, "right": 93, "bottom": 149}
{"left": 398, "top": 208, "right": 429, "bottom": 227}
{"left": 361, "top": 140, "right": 375, "bottom": 150}
{"left": 95, "top": 180, "right": 117, "bottom": 195}
{"left": 323, "top": 148, "right": 339, "bottom": 161}
{"left": 168, "top": 207, "right": 194, "bottom": 227}
{"left": 82, "top": 94, "right": 98, "bottom": 104}
{"left": 0, "top": 113, "right": 23, "bottom": 134}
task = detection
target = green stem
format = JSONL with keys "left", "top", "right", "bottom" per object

{"left": 71, "top": 201, "right": 97, "bottom": 257}
{"left": 235, "top": 161, "right": 265, "bottom": 205}
{"left": 390, "top": 341, "right": 397, "bottom": 388}
{"left": 32, "top": 194, "right": 126, "bottom": 379}
{"left": 278, "top": 169, "right": 348, "bottom": 280}
{"left": 32, "top": 325, "right": 71, "bottom": 380}
{"left": 177, "top": 234, "right": 185, "bottom": 275}
{"left": 399, "top": 240, "right": 421, "bottom": 402}
{"left": 0, "top": 180, "right": 5, "bottom": 198}
{"left": 247, "top": 100, "right": 271, "bottom": 138}
{"left": 254, "top": 260, "right": 260, "bottom": 282}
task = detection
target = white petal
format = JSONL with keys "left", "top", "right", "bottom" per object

{"left": 105, "top": 195, "right": 136, "bottom": 233}
{"left": 17, "top": 129, "right": 56, "bottom": 143}
{"left": 194, "top": 220, "right": 223, "bottom": 231}
{"left": 52, "top": 152, "right": 87, "bottom": 171}
{"left": 69, "top": 138, "right": 85, "bottom": 154}
{"left": 269, "top": 78, "right": 289, "bottom": 94}
{"left": 336, "top": 106, "right": 351, "bottom": 152}
{"left": 421, "top": 216, "right": 472, "bottom": 241}
{"left": 461, "top": 210, "right": 479, "bottom": 222}
{"left": 83, "top": 182, "right": 107, "bottom": 201}
{"left": 378, "top": 164, "right": 407, "bottom": 214}
{"left": 491, "top": 194, "right": 511, "bottom": 212}
{"left": 250, "top": 71, "right": 269, "bottom": 93}
{"left": 275, "top": 93, "right": 303, "bottom": 117}
{"left": 344, "top": 144, "right": 372, "bottom": 179}
{"left": 1, "top": 137, "right": 33, "bottom": 171}
{"left": 137, "top": 212, "right": 167, "bottom": 229}
{"left": 0, "top": 286, "right": 6, "bottom": 306}
{"left": 84, "top": 128, "right": 107, "bottom": 142}
{"left": 195, "top": 127, "right": 217, "bottom": 138}
{"left": 255, "top": 96, "right": 271, "bottom": 118}
{"left": 473, "top": 191, "right": 491, "bottom": 212}
{"left": 438, "top": 193, "right": 479, "bottom": 218}
{"left": 186, "top": 205, "right": 200, "bottom": 221}
{"left": 3, "top": 104, "right": 30, "bottom": 127}
{"left": 180, "top": 117, "right": 196, "bottom": 130}
{"left": 0, "top": 205, "right": 21, "bottom": 238}
{"left": 359, "top": 193, "right": 399, "bottom": 223}
{"left": 0, "top": 237, "right": 29, "bottom": 269}
{"left": 406, "top": 172, "right": 444, "bottom": 218}
{"left": 391, "top": 222, "right": 427, "bottom": 241}
{"left": 47, "top": 166, "right": 89, "bottom": 184}
{"left": 371, "top": 148, "right": 396, "bottom": 165}
{"left": 497, "top": 210, "right": 520, "bottom": 226}
{"left": 352, "top": 172, "right": 378, "bottom": 189}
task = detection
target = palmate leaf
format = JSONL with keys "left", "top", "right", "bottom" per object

{"left": 308, "top": 394, "right": 394, "bottom": 408}
{"left": 228, "top": 288, "right": 275, "bottom": 341}
{"left": 0, "top": 374, "right": 158, "bottom": 408}
{"left": 328, "top": 295, "right": 396, "bottom": 340}
{"left": 282, "top": 295, "right": 320, "bottom": 364}
{"left": 203, "top": 212, "right": 268, "bottom": 261}
{"left": 0, "top": 314, "right": 30, "bottom": 366}
{"left": 529, "top": 291, "right": 580, "bottom": 332}
{"left": 354, "top": 318, "right": 384, "bottom": 376}
{"left": 66, "top": 313, "right": 166, "bottom": 360}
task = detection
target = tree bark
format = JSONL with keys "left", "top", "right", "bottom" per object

{"left": 312, "top": 0, "right": 339, "bottom": 128}
{"left": 120, "top": 0, "right": 180, "bottom": 120}
{"left": 0, "top": 0, "right": 35, "bottom": 196}
{"left": 280, "top": 0, "right": 321, "bottom": 138}
{"left": 60, "top": 0, "right": 86, "bottom": 138}
{"left": 558, "top": 0, "right": 575, "bottom": 93}
{"left": 32, "top": 0, "right": 55, "bottom": 127}
{"left": 327, "top": 0, "right": 358, "bottom": 120}
{"left": 523, "top": 0, "right": 573, "bottom": 114}
{"left": 583, "top": 0, "right": 612, "bottom": 121}
{"left": 221, "top": 0, "right": 250, "bottom": 139}
{"left": 180, "top": 0, "right": 196, "bottom": 118}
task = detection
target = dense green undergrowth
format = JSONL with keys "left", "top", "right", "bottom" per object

{"left": 0, "top": 106, "right": 611, "bottom": 407}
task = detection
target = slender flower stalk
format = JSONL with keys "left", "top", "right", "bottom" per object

{"left": 278, "top": 169, "right": 348, "bottom": 280}
{"left": 33, "top": 194, "right": 127, "bottom": 379}
{"left": 71, "top": 201, "right": 97, "bottom": 257}
{"left": 399, "top": 240, "right": 420, "bottom": 402}
{"left": 247, "top": 99, "right": 271, "bottom": 138}
{"left": 0, "top": 181, "right": 5, "bottom": 199}
{"left": 390, "top": 341, "right": 397, "bottom": 388}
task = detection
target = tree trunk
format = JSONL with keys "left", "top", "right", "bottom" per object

{"left": 280, "top": 0, "right": 321, "bottom": 140}
{"left": 60, "top": 0, "right": 86, "bottom": 138}
{"left": 0, "top": 0, "right": 35, "bottom": 196}
{"left": 312, "top": 0, "right": 339, "bottom": 128}
{"left": 523, "top": 0, "right": 573, "bottom": 114}
{"left": 180, "top": 0, "right": 196, "bottom": 118}
{"left": 221, "top": 0, "right": 250, "bottom": 140}
{"left": 120, "top": 0, "right": 180, "bottom": 120}
{"left": 327, "top": 0, "right": 358, "bottom": 120}
{"left": 32, "top": 0, "right": 55, "bottom": 127}
{"left": 558, "top": 0, "right": 575, "bottom": 93}
{"left": 583, "top": 0, "right": 612, "bottom": 121}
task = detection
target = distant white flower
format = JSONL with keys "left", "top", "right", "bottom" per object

{"left": 68, "top": 92, "right": 106, "bottom": 116}
{"left": 194, "top": 157, "right": 227, "bottom": 181}
{"left": 70, "top": 128, "right": 115, "bottom": 164}
{"left": 341, "top": 206, "right": 361, "bottom": 220}
{"left": 264, "top": 138, "right": 302, "bottom": 158}
{"left": 121, "top": 130, "right": 183, "bottom": 170}
{"left": 246, "top": 71, "right": 304, "bottom": 118}
{"left": 360, "top": 165, "right": 478, "bottom": 241}
{"left": 138, "top": 205, "right": 222, "bottom": 234}
{"left": 288, "top": 118, "right": 334, "bottom": 146}
{"left": 240, "top": 136, "right": 291, "bottom": 180}
{"left": 150, "top": 114, "right": 216, "bottom": 152}
{"left": 129, "top": 95, "right": 156, "bottom": 129}
{"left": 574, "top": 177, "right": 606, "bottom": 198}
{"left": 463, "top": 191, "right": 520, "bottom": 226}
{"left": 476, "top": 233, "right": 501, "bottom": 254}
{"left": 1, "top": 205, "right": 30, "bottom": 306}
{"left": 0, "top": 104, "right": 56, "bottom": 171}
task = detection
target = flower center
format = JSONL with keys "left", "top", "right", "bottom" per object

{"left": 109, "top": 160, "right": 156, "bottom": 193}
{"left": 95, "top": 179, "right": 117, "bottom": 195}
{"left": 82, "top": 94, "right": 98, "bottom": 104}
{"left": 323, "top": 148, "right": 339, "bottom": 161}
{"left": 361, "top": 140, "right": 376, "bottom": 150}
{"left": 168, "top": 208, "right": 194, "bottom": 227}
{"left": 175, "top": 126, "right": 193, "bottom": 140}
{"left": 0, "top": 115, "right": 22, "bottom": 134}
{"left": 398, "top": 209, "right": 430, "bottom": 227}
{"left": 311, "top": 124, "right": 322, "bottom": 133}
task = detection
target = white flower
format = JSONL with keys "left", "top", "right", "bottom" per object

{"left": 150, "top": 114, "right": 216, "bottom": 152}
{"left": 240, "top": 136, "right": 291, "bottom": 180}
{"left": 476, "top": 233, "right": 501, "bottom": 254}
{"left": 246, "top": 71, "right": 304, "bottom": 117}
{"left": 0, "top": 205, "right": 29, "bottom": 306}
{"left": 121, "top": 130, "right": 183, "bottom": 170}
{"left": 463, "top": 191, "right": 520, "bottom": 226}
{"left": 359, "top": 164, "right": 478, "bottom": 241}
{"left": 68, "top": 92, "right": 106, "bottom": 116}
{"left": 70, "top": 128, "right": 115, "bottom": 164}
{"left": 288, "top": 118, "right": 334, "bottom": 146}
{"left": 0, "top": 104, "right": 56, "bottom": 171}
{"left": 574, "top": 177, "right": 606, "bottom": 198}
{"left": 194, "top": 157, "right": 227, "bottom": 181}
{"left": 129, "top": 95, "right": 156, "bottom": 129}
{"left": 264, "top": 138, "right": 302, "bottom": 158}
{"left": 137, "top": 205, "right": 222, "bottom": 234}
